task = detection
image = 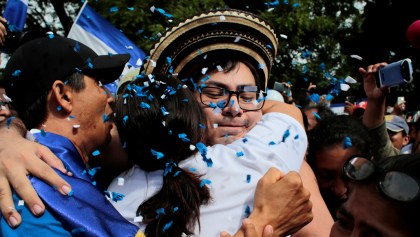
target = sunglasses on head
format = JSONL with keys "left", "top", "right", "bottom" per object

{"left": 343, "top": 156, "right": 420, "bottom": 202}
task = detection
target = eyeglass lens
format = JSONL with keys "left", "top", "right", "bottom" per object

{"left": 380, "top": 171, "right": 420, "bottom": 202}
{"left": 200, "top": 87, "right": 264, "bottom": 110}
{"left": 343, "top": 157, "right": 375, "bottom": 181}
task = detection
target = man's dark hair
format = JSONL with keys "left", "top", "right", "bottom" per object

{"left": 20, "top": 72, "right": 85, "bottom": 129}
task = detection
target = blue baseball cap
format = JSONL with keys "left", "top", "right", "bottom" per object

{"left": 385, "top": 115, "right": 409, "bottom": 135}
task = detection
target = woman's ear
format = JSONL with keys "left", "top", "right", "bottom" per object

{"left": 51, "top": 80, "right": 73, "bottom": 113}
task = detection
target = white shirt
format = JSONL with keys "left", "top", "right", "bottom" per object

{"left": 108, "top": 112, "right": 307, "bottom": 236}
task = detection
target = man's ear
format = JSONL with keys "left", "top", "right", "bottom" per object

{"left": 403, "top": 134, "right": 410, "bottom": 146}
{"left": 51, "top": 80, "right": 73, "bottom": 113}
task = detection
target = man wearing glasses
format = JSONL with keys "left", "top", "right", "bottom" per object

{"left": 330, "top": 154, "right": 420, "bottom": 236}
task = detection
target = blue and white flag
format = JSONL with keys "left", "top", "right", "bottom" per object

{"left": 68, "top": 2, "right": 146, "bottom": 69}
{"left": 2, "top": 0, "right": 28, "bottom": 31}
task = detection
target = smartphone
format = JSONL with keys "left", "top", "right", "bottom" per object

{"left": 376, "top": 58, "right": 413, "bottom": 88}
{"left": 273, "top": 82, "right": 291, "bottom": 95}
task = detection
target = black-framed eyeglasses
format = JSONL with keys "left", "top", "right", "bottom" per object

{"left": 343, "top": 156, "right": 420, "bottom": 202}
{"left": 198, "top": 86, "right": 265, "bottom": 111}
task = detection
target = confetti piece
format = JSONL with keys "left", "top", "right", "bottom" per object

{"left": 92, "top": 150, "right": 100, "bottom": 156}
{"left": 18, "top": 200, "right": 24, "bottom": 206}
{"left": 245, "top": 205, "right": 251, "bottom": 217}
{"left": 268, "top": 141, "right": 276, "bottom": 146}
{"left": 326, "top": 94, "right": 334, "bottom": 101}
{"left": 309, "top": 93, "right": 320, "bottom": 104}
{"left": 189, "top": 167, "right": 197, "bottom": 172}
{"left": 265, "top": 0, "right": 279, "bottom": 7}
{"left": 41, "top": 128, "right": 47, "bottom": 137}
{"left": 294, "top": 134, "right": 299, "bottom": 139}
{"left": 127, "top": 7, "right": 134, "bottom": 11}
{"left": 140, "top": 102, "right": 150, "bottom": 109}
{"left": 196, "top": 142, "right": 207, "bottom": 155}
{"left": 11, "top": 70, "right": 21, "bottom": 77}
{"left": 162, "top": 220, "right": 173, "bottom": 232}
{"left": 242, "top": 138, "right": 248, "bottom": 143}
{"left": 109, "top": 6, "right": 118, "bottom": 13}
{"left": 117, "top": 177, "right": 125, "bottom": 186}
{"left": 350, "top": 55, "right": 363, "bottom": 61}
{"left": 161, "top": 107, "right": 169, "bottom": 116}
{"left": 123, "top": 115, "right": 129, "bottom": 125}
{"left": 134, "top": 216, "right": 143, "bottom": 223}
{"left": 236, "top": 151, "right": 244, "bottom": 157}
{"left": 345, "top": 76, "right": 357, "bottom": 84}
{"left": 151, "top": 149, "right": 164, "bottom": 159}
{"left": 173, "top": 207, "right": 179, "bottom": 212}
{"left": 178, "top": 133, "right": 190, "bottom": 142}
{"left": 246, "top": 174, "right": 251, "bottom": 183}
{"left": 181, "top": 98, "right": 189, "bottom": 103}
{"left": 156, "top": 208, "right": 166, "bottom": 217}
{"left": 73, "top": 125, "right": 80, "bottom": 129}
{"left": 150, "top": 6, "right": 174, "bottom": 19}
{"left": 234, "top": 37, "right": 241, "bottom": 43}
{"left": 68, "top": 190, "right": 74, "bottom": 196}
{"left": 200, "top": 179, "right": 212, "bottom": 187}
{"left": 102, "top": 113, "right": 110, "bottom": 122}
{"left": 57, "top": 106, "right": 62, "bottom": 111}
{"left": 340, "top": 83, "right": 350, "bottom": 91}
{"left": 312, "top": 111, "right": 321, "bottom": 120}
{"left": 343, "top": 136, "right": 352, "bottom": 149}
{"left": 280, "top": 34, "right": 288, "bottom": 39}
{"left": 208, "top": 102, "right": 217, "bottom": 108}
{"left": 282, "top": 128, "right": 290, "bottom": 143}
{"left": 104, "top": 191, "right": 125, "bottom": 202}
{"left": 2, "top": 94, "right": 11, "bottom": 102}
{"left": 6, "top": 116, "right": 15, "bottom": 128}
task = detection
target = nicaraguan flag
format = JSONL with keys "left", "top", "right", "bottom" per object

{"left": 3, "top": 0, "right": 28, "bottom": 31}
{"left": 68, "top": 2, "right": 146, "bottom": 69}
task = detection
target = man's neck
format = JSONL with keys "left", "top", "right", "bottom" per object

{"left": 41, "top": 119, "right": 90, "bottom": 164}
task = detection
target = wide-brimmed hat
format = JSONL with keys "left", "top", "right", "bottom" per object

{"left": 143, "top": 9, "right": 278, "bottom": 90}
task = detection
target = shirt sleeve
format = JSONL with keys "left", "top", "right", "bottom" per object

{"left": 0, "top": 192, "right": 72, "bottom": 237}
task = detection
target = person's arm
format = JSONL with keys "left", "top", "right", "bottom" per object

{"left": 359, "top": 63, "right": 389, "bottom": 129}
{"left": 0, "top": 121, "right": 72, "bottom": 227}
{"left": 292, "top": 161, "right": 334, "bottom": 237}
{"left": 359, "top": 63, "right": 400, "bottom": 158}
{"left": 264, "top": 100, "right": 334, "bottom": 236}
{"left": 262, "top": 100, "right": 304, "bottom": 128}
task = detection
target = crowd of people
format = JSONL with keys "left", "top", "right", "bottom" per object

{"left": 0, "top": 8, "right": 419, "bottom": 237}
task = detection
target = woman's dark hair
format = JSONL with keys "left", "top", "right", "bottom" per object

{"left": 179, "top": 51, "right": 261, "bottom": 91}
{"left": 21, "top": 72, "right": 85, "bottom": 129}
{"left": 114, "top": 74, "right": 211, "bottom": 237}
{"left": 307, "top": 115, "right": 371, "bottom": 166}
{"left": 372, "top": 153, "right": 420, "bottom": 235}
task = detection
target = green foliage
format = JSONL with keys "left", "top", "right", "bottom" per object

{"left": 87, "top": 0, "right": 364, "bottom": 104}
{"left": 4, "top": 0, "right": 365, "bottom": 104}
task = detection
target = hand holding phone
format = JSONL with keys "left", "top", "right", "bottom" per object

{"left": 376, "top": 58, "right": 413, "bottom": 88}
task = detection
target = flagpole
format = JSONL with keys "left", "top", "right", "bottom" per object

{"left": 67, "top": 0, "right": 88, "bottom": 37}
